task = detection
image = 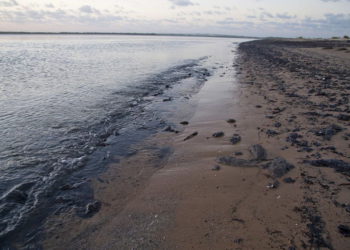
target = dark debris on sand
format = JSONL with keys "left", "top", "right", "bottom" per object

{"left": 238, "top": 39, "right": 350, "bottom": 248}
{"left": 184, "top": 131, "right": 198, "bottom": 141}
{"left": 230, "top": 134, "right": 241, "bottom": 144}
{"left": 263, "top": 157, "right": 295, "bottom": 178}
{"left": 249, "top": 144, "right": 267, "bottom": 161}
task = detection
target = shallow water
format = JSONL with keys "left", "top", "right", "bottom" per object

{"left": 0, "top": 35, "right": 247, "bottom": 241}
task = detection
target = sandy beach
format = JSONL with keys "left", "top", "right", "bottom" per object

{"left": 41, "top": 39, "right": 350, "bottom": 249}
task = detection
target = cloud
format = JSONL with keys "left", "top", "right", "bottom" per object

{"left": 0, "top": 6, "right": 124, "bottom": 26}
{"left": 0, "top": 1, "right": 349, "bottom": 37}
{"left": 79, "top": 5, "right": 100, "bottom": 14}
{"left": 204, "top": 10, "right": 225, "bottom": 15}
{"left": 322, "top": 13, "right": 350, "bottom": 29}
{"left": 320, "top": 0, "right": 350, "bottom": 2}
{"left": 169, "top": 0, "right": 194, "bottom": 7}
{"left": 276, "top": 13, "right": 296, "bottom": 19}
{"left": 0, "top": 0, "right": 17, "bottom": 7}
{"left": 260, "top": 11, "right": 274, "bottom": 20}
{"left": 1, "top": 9, "right": 69, "bottom": 23}
{"left": 215, "top": 12, "right": 350, "bottom": 37}
{"left": 216, "top": 18, "right": 235, "bottom": 25}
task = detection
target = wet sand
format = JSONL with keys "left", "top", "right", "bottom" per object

{"left": 43, "top": 39, "right": 350, "bottom": 249}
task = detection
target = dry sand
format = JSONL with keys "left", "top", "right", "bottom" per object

{"left": 43, "top": 39, "right": 350, "bottom": 249}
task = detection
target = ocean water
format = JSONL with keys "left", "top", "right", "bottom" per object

{"left": 0, "top": 35, "right": 247, "bottom": 241}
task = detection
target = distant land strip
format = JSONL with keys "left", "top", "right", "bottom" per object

{"left": 0, "top": 31, "right": 259, "bottom": 39}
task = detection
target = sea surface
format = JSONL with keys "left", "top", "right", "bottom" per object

{"left": 0, "top": 35, "right": 248, "bottom": 243}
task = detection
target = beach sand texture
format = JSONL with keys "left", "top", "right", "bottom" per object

{"left": 43, "top": 39, "right": 350, "bottom": 249}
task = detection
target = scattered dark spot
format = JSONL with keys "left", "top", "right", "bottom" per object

{"left": 184, "top": 132, "right": 198, "bottom": 141}
{"left": 304, "top": 177, "right": 314, "bottom": 185}
{"left": 162, "top": 97, "right": 172, "bottom": 102}
{"left": 212, "top": 165, "right": 221, "bottom": 171}
{"left": 263, "top": 157, "right": 294, "bottom": 178}
{"left": 283, "top": 177, "right": 296, "bottom": 183}
{"left": 274, "top": 122, "right": 282, "bottom": 128}
{"left": 267, "top": 180, "right": 280, "bottom": 189}
{"left": 338, "top": 225, "right": 350, "bottom": 237}
{"left": 272, "top": 107, "right": 286, "bottom": 114}
{"left": 218, "top": 156, "right": 253, "bottom": 167}
{"left": 84, "top": 201, "right": 101, "bottom": 217}
{"left": 266, "top": 129, "right": 278, "bottom": 137}
{"left": 232, "top": 218, "right": 245, "bottom": 224}
{"left": 226, "top": 119, "right": 236, "bottom": 124}
{"left": 230, "top": 134, "right": 241, "bottom": 144}
{"left": 337, "top": 114, "right": 350, "bottom": 121}
{"left": 286, "top": 132, "right": 302, "bottom": 144}
{"left": 307, "top": 215, "right": 332, "bottom": 248}
{"left": 233, "top": 238, "right": 243, "bottom": 244}
{"left": 212, "top": 131, "right": 225, "bottom": 138}
{"left": 249, "top": 144, "right": 267, "bottom": 161}
{"left": 314, "top": 124, "right": 343, "bottom": 141}
{"left": 164, "top": 126, "right": 177, "bottom": 133}
{"left": 305, "top": 159, "right": 350, "bottom": 175}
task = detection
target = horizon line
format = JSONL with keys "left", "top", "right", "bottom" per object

{"left": 0, "top": 31, "right": 263, "bottom": 39}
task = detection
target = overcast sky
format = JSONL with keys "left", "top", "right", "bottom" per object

{"left": 0, "top": 0, "right": 349, "bottom": 37}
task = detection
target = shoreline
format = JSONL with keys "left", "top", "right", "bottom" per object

{"left": 0, "top": 50, "right": 213, "bottom": 246}
{"left": 43, "top": 39, "right": 350, "bottom": 249}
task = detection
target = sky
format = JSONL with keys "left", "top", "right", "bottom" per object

{"left": 0, "top": 0, "right": 349, "bottom": 37}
